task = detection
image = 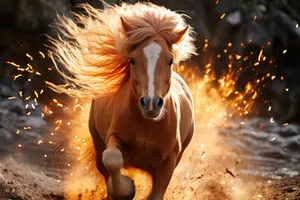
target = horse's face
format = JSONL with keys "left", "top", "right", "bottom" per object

{"left": 128, "top": 38, "right": 173, "bottom": 119}
{"left": 121, "top": 17, "right": 189, "bottom": 119}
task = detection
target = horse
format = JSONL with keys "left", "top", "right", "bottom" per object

{"left": 48, "top": 2, "right": 197, "bottom": 199}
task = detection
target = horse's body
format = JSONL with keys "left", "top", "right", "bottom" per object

{"left": 89, "top": 71, "right": 194, "bottom": 199}
{"left": 49, "top": 2, "right": 197, "bottom": 199}
{"left": 89, "top": 71, "right": 194, "bottom": 171}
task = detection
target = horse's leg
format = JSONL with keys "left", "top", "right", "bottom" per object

{"left": 102, "top": 135, "right": 135, "bottom": 200}
{"left": 147, "top": 155, "right": 176, "bottom": 200}
{"left": 89, "top": 106, "right": 110, "bottom": 181}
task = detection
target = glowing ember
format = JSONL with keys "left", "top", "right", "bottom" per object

{"left": 220, "top": 13, "right": 226, "bottom": 19}
{"left": 283, "top": 123, "right": 289, "bottom": 126}
{"left": 26, "top": 53, "right": 33, "bottom": 60}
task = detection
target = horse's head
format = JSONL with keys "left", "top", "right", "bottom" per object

{"left": 121, "top": 18, "right": 189, "bottom": 119}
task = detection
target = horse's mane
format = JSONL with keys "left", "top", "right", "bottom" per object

{"left": 48, "top": 1, "right": 197, "bottom": 98}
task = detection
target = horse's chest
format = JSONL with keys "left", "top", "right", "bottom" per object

{"left": 123, "top": 130, "right": 174, "bottom": 168}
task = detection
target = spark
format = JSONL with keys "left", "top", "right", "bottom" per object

{"left": 258, "top": 49, "right": 263, "bottom": 61}
{"left": 38, "top": 140, "right": 43, "bottom": 145}
{"left": 13, "top": 74, "right": 22, "bottom": 80}
{"left": 34, "top": 90, "right": 39, "bottom": 98}
{"left": 23, "top": 126, "right": 31, "bottom": 130}
{"left": 39, "top": 51, "right": 45, "bottom": 58}
{"left": 283, "top": 49, "right": 287, "bottom": 54}
{"left": 26, "top": 53, "right": 33, "bottom": 60}
{"left": 25, "top": 95, "right": 31, "bottom": 101}
{"left": 16, "top": 129, "right": 20, "bottom": 134}
{"left": 283, "top": 123, "right": 289, "bottom": 127}
{"left": 6, "top": 61, "right": 20, "bottom": 67}
{"left": 270, "top": 118, "right": 275, "bottom": 123}
{"left": 252, "top": 91, "right": 257, "bottom": 99}
{"left": 268, "top": 106, "right": 272, "bottom": 111}
{"left": 220, "top": 13, "right": 226, "bottom": 19}
{"left": 44, "top": 154, "right": 47, "bottom": 158}
{"left": 270, "top": 137, "right": 276, "bottom": 141}
{"left": 235, "top": 54, "right": 241, "bottom": 60}
{"left": 8, "top": 96, "right": 16, "bottom": 100}
{"left": 18, "top": 144, "right": 22, "bottom": 148}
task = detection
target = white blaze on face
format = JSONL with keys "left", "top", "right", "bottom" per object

{"left": 143, "top": 42, "right": 162, "bottom": 98}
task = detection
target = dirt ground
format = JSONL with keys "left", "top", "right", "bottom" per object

{"left": 1, "top": 157, "right": 299, "bottom": 200}
{"left": 0, "top": 126, "right": 299, "bottom": 200}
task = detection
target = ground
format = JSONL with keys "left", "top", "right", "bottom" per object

{"left": 0, "top": 126, "right": 299, "bottom": 200}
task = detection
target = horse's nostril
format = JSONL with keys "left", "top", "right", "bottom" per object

{"left": 139, "top": 97, "right": 146, "bottom": 108}
{"left": 156, "top": 98, "right": 164, "bottom": 108}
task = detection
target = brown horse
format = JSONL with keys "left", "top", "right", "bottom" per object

{"left": 48, "top": 2, "right": 197, "bottom": 199}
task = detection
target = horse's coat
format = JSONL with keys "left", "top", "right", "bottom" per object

{"left": 48, "top": 2, "right": 197, "bottom": 199}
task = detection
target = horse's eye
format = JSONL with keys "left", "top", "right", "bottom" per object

{"left": 168, "top": 58, "right": 173, "bottom": 66}
{"left": 129, "top": 58, "right": 135, "bottom": 66}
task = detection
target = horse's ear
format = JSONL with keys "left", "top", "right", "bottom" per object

{"left": 120, "top": 17, "right": 133, "bottom": 34}
{"left": 172, "top": 26, "right": 190, "bottom": 44}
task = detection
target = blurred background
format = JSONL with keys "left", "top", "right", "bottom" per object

{"left": 1, "top": 0, "right": 300, "bottom": 199}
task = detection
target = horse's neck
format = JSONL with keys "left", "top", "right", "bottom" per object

{"left": 115, "top": 81, "right": 141, "bottom": 115}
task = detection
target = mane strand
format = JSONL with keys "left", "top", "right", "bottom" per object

{"left": 48, "top": 2, "right": 197, "bottom": 98}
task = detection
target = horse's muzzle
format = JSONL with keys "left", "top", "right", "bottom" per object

{"left": 139, "top": 96, "right": 164, "bottom": 118}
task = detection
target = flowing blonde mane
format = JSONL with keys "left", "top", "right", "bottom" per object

{"left": 48, "top": 1, "right": 197, "bottom": 98}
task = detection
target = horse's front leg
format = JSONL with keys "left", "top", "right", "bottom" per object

{"left": 102, "top": 135, "right": 135, "bottom": 200}
{"left": 147, "top": 154, "right": 176, "bottom": 200}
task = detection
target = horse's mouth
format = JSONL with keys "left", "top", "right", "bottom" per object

{"left": 143, "top": 110, "right": 161, "bottom": 119}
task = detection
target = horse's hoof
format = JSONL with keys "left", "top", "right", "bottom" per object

{"left": 102, "top": 148, "right": 123, "bottom": 171}
{"left": 108, "top": 175, "right": 135, "bottom": 200}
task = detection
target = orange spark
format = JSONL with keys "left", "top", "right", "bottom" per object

{"left": 26, "top": 53, "right": 33, "bottom": 60}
